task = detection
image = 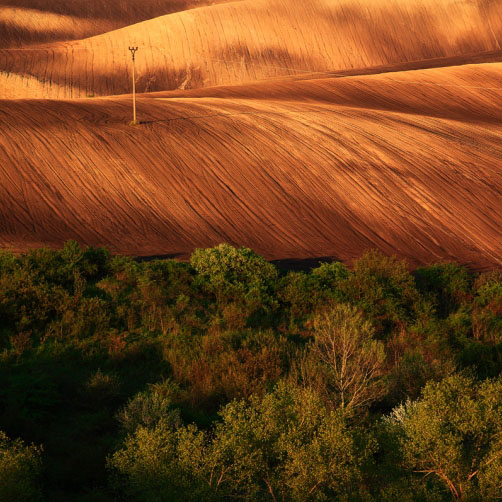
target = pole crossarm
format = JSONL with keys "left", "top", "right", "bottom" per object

{"left": 128, "top": 46, "right": 138, "bottom": 60}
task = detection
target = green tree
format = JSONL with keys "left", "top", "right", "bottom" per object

{"left": 207, "top": 382, "right": 371, "bottom": 501}
{"left": 472, "top": 274, "right": 502, "bottom": 343}
{"left": 190, "top": 244, "right": 278, "bottom": 327}
{"left": 117, "top": 380, "right": 181, "bottom": 433}
{"left": 386, "top": 374, "right": 502, "bottom": 501}
{"left": 414, "top": 264, "right": 472, "bottom": 319}
{"left": 108, "top": 419, "right": 210, "bottom": 502}
{"left": 109, "top": 383, "right": 370, "bottom": 501}
{"left": 190, "top": 244, "right": 277, "bottom": 287}
{"left": 340, "top": 250, "right": 419, "bottom": 334}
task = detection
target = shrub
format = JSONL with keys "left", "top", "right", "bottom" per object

{"left": 0, "top": 431, "right": 43, "bottom": 501}
{"left": 117, "top": 380, "right": 181, "bottom": 433}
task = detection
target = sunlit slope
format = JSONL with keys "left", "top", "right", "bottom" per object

{"left": 0, "top": 0, "right": 235, "bottom": 48}
{"left": 1, "top": 0, "right": 501, "bottom": 98}
{"left": 151, "top": 63, "right": 502, "bottom": 123}
{"left": 1, "top": 64, "right": 501, "bottom": 268}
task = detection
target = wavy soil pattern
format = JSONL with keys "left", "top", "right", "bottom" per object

{"left": 0, "top": 0, "right": 501, "bottom": 269}
{"left": 0, "top": 0, "right": 236, "bottom": 48}
{"left": 1, "top": 0, "right": 502, "bottom": 98}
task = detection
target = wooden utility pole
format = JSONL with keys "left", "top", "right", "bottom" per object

{"left": 128, "top": 46, "right": 139, "bottom": 125}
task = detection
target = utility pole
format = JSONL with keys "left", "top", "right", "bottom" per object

{"left": 128, "top": 46, "right": 139, "bottom": 125}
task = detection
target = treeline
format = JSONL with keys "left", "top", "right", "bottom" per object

{"left": 0, "top": 241, "right": 501, "bottom": 501}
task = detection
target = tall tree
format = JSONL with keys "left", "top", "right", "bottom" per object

{"left": 311, "top": 304, "right": 386, "bottom": 412}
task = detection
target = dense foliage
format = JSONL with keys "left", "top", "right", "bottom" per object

{"left": 1, "top": 241, "right": 501, "bottom": 501}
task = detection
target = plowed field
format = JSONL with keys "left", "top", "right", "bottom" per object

{"left": 1, "top": 0, "right": 501, "bottom": 268}
{"left": 0, "top": 0, "right": 235, "bottom": 48}
{"left": 1, "top": 0, "right": 502, "bottom": 98}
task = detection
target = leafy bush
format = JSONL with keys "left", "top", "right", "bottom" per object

{"left": 0, "top": 431, "right": 43, "bottom": 501}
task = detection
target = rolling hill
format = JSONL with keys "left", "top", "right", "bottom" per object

{"left": 0, "top": 0, "right": 235, "bottom": 48}
{"left": 1, "top": 62, "right": 501, "bottom": 268}
{"left": 1, "top": 0, "right": 501, "bottom": 98}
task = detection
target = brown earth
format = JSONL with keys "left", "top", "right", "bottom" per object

{"left": 1, "top": 0, "right": 501, "bottom": 269}
{"left": 1, "top": 62, "right": 501, "bottom": 269}
{"left": 0, "top": 0, "right": 236, "bottom": 48}
{"left": 1, "top": 0, "right": 502, "bottom": 98}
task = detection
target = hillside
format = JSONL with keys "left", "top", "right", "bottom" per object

{"left": 1, "top": 0, "right": 501, "bottom": 98}
{"left": 1, "top": 63, "right": 501, "bottom": 269}
{"left": 0, "top": 0, "right": 235, "bottom": 48}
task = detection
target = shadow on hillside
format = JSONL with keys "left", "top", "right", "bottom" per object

{"left": 270, "top": 256, "right": 338, "bottom": 272}
{"left": 134, "top": 253, "right": 339, "bottom": 271}
{"left": 133, "top": 252, "right": 186, "bottom": 262}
